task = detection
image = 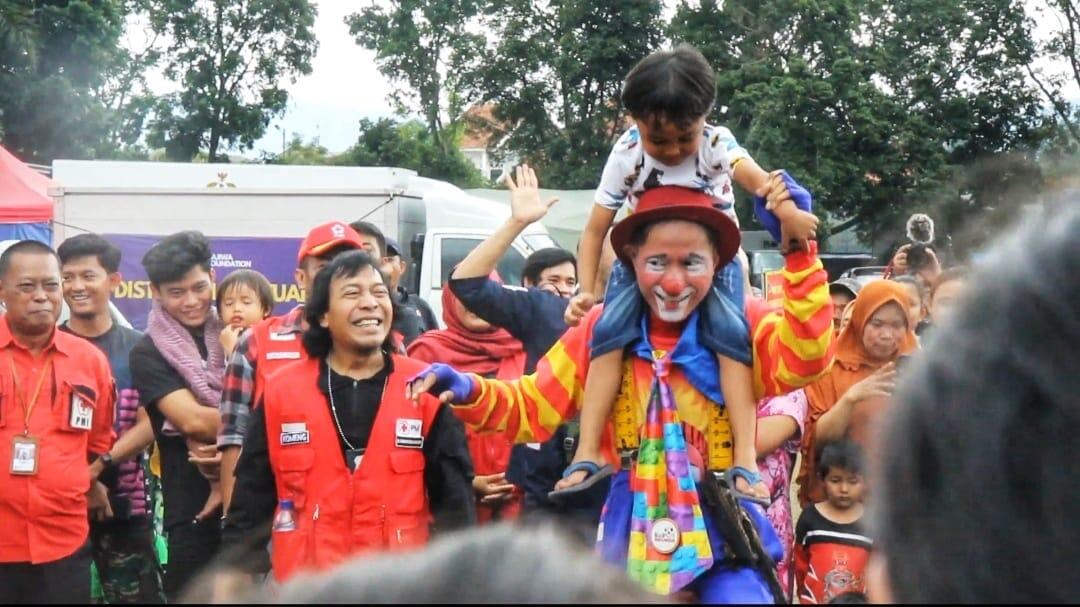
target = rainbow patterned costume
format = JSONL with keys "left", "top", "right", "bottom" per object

{"left": 450, "top": 242, "right": 834, "bottom": 599}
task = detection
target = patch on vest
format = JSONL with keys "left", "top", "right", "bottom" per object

{"left": 395, "top": 418, "right": 424, "bottom": 448}
{"left": 267, "top": 351, "right": 301, "bottom": 360}
{"left": 280, "top": 422, "right": 310, "bottom": 445}
{"left": 269, "top": 332, "right": 297, "bottom": 342}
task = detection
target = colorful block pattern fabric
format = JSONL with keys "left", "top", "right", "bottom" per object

{"left": 627, "top": 355, "right": 714, "bottom": 593}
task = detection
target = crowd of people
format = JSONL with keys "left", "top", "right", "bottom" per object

{"left": 0, "top": 42, "right": 1074, "bottom": 605}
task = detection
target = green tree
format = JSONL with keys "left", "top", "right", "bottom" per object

{"left": 147, "top": 0, "right": 318, "bottom": 161}
{"left": 0, "top": 1, "right": 128, "bottom": 162}
{"left": 475, "top": 0, "right": 664, "bottom": 188}
{"left": 335, "top": 118, "right": 485, "bottom": 187}
{"left": 668, "top": 0, "right": 1050, "bottom": 248}
{"left": 346, "top": 0, "right": 486, "bottom": 155}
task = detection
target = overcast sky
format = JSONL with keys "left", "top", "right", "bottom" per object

{"left": 247, "top": 0, "right": 1075, "bottom": 157}
{"left": 249, "top": 0, "right": 393, "bottom": 155}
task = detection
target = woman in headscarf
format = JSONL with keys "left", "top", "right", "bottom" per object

{"left": 797, "top": 279, "right": 918, "bottom": 506}
{"left": 407, "top": 280, "right": 526, "bottom": 523}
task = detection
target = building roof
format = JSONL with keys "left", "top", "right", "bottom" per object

{"left": 459, "top": 104, "right": 508, "bottom": 150}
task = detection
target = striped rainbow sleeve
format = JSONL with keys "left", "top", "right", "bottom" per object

{"left": 449, "top": 308, "right": 598, "bottom": 444}
{"left": 748, "top": 241, "right": 835, "bottom": 398}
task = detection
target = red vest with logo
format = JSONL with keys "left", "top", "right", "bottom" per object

{"left": 251, "top": 314, "right": 306, "bottom": 408}
{"left": 262, "top": 354, "right": 441, "bottom": 582}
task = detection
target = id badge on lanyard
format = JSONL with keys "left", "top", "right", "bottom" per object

{"left": 10, "top": 435, "right": 38, "bottom": 475}
{"left": 8, "top": 354, "right": 52, "bottom": 476}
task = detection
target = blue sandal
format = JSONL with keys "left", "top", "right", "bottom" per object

{"left": 726, "top": 466, "right": 771, "bottom": 507}
{"left": 546, "top": 461, "right": 614, "bottom": 503}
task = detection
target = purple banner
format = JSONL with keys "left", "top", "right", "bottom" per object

{"left": 105, "top": 234, "right": 303, "bottom": 330}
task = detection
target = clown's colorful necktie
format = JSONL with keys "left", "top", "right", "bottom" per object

{"left": 627, "top": 354, "right": 714, "bottom": 594}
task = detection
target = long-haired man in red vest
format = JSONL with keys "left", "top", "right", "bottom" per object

{"left": 217, "top": 222, "right": 364, "bottom": 514}
{"left": 222, "top": 251, "right": 475, "bottom": 582}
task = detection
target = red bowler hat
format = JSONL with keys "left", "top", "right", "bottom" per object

{"left": 610, "top": 186, "right": 741, "bottom": 267}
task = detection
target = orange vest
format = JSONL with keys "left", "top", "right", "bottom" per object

{"left": 250, "top": 314, "right": 306, "bottom": 408}
{"left": 263, "top": 354, "right": 440, "bottom": 582}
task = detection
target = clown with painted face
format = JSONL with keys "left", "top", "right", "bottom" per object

{"left": 408, "top": 187, "right": 835, "bottom": 602}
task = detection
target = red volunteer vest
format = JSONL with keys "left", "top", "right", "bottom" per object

{"left": 263, "top": 354, "right": 441, "bottom": 582}
{"left": 251, "top": 314, "right": 306, "bottom": 408}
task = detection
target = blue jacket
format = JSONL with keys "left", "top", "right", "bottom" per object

{"left": 448, "top": 277, "right": 607, "bottom": 519}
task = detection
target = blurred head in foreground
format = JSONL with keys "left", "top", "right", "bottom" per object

{"left": 870, "top": 199, "right": 1080, "bottom": 603}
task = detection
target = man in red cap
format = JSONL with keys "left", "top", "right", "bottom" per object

{"left": 218, "top": 221, "right": 364, "bottom": 515}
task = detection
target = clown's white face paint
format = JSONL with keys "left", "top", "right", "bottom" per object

{"left": 630, "top": 221, "right": 718, "bottom": 325}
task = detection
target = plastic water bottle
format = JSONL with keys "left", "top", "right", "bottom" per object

{"left": 273, "top": 499, "right": 297, "bottom": 532}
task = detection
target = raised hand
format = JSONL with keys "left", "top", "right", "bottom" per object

{"left": 506, "top": 164, "right": 559, "bottom": 226}
{"left": 778, "top": 208, "right": 819, "bottom": 254}
{"left": 753, "top": 170, "right": 815, "bottom": 250}
{"left": 891, "top": 244, "right": 911, "bottom": 275}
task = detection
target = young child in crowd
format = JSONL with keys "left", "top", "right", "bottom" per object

{"left": 557, "top": 43, "right": 819, "bottom": 496}
{"left": 187, "top": 270, "right": 274, "bottom": 520}
{"left": 217, "top": 269, "right": 274, "bottom": 357}
{"left": 794, "top": 440, "right": 872, "bottom": 604}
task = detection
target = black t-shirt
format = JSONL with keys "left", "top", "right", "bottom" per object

{"left": 129, "top": 332, "right": 212, "bottom": 530}
{"left": 795, "top": 503, "right": 871, "bottom": 546}
{"left": 324, "top": 358, "right": 388, "bottom": 456}
{"left": 60, "top": 322, "right": 146, "bottom": 521}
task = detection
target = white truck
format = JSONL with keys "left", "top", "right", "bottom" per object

{"left": 49, "top": 160, "right": 557, "bottom": 327}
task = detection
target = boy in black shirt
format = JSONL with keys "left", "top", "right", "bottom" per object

{"left": 795, "top": 440, "right": 872, "bottom": 604}
{"left": 59, "top": 234, "right": 165, "bottom": 603}
{"left": 130, "top": 232, "right": 224, "bottom": 601}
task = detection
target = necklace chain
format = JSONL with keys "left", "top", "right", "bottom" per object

{"left": 326, "top": 358, "right": 389, "bottom": 452}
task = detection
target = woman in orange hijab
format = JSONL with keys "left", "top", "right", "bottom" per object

{"left": 797, "top": 280, "right": 918, "bottom": 506}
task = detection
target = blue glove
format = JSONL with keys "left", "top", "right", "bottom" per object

{"left": 752, "top": 170, "right": 813, "bottom": 243}
{"left": 410, "top": 363, "right": 477, "bottom": 403}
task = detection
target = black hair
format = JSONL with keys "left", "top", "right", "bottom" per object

{"left": 891, "top": 274, "right": 926, "bottom": 304}
{"left": 141, "top": 231, "right": 212, "bottom": 287}
{"left": 348, "top": 220, "right": 386, "bottom": 259}
{"left": 303, "top": 250, "right": 397, "bottom": 359}
{"left": 216, "top": 270, "right": 274, "bottom": 317}
{"left": 621, "top": 43, "right": 716, "bottom": 129}
{"left": 521, "top": 247, "right": 576, "bottom": 287}
{"left": 0, "top": 240, "right": 58, "bottom": 278}
{"left": 817, "top": 440, "right": 864, "bottom": 478}
{"left": 874, "top": 199, "right": 1080, "bottom": 602}
{"left": 57, "top": 233, "right": 122, "bottom": 273}
{"left": 930, "top": 266, "right": 968, "bottom": 300}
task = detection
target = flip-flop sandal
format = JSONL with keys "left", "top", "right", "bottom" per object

{"left": 547, "top": 461, "right": 615, "bottom": 504}
{"left": 725, "top": 466, "right": 771, "bottom": 508}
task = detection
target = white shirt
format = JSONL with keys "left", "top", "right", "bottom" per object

{"left": 594, "top": 123, "right": 750, "bottom": 226}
